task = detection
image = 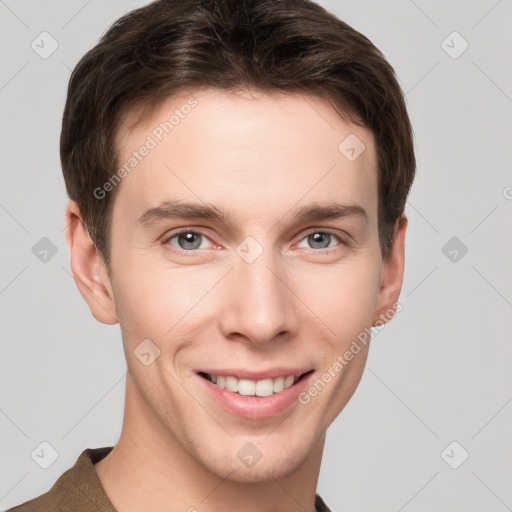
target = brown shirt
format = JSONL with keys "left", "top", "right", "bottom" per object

{"left": 7, "top": 447, "right": 332, "bottom": 512}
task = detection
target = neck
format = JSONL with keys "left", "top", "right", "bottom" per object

{"left": 95, "top": 372, "right": 325, "bottom": 512}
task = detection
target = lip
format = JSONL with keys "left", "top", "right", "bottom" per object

{"left": 194, "top": 367, "right": 313, "bottom": 380}
{"left": 196, "top": 369, "right": 315, "bottom": 420}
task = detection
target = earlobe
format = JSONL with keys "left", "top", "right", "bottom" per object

{"left": 372, "top": 215, "right": 408, "bottom": 326}
{"left": 65, "top": 200, "right": 119, "bottom": 325}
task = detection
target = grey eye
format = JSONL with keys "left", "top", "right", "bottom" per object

{"left": 176, "top": 232, "right": 203, "bottom": 250}
{"left": 307, "top": 232, "right": 334, "bottom": 249}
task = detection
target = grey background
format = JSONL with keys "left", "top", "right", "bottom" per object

{"left": 1, "top": 1, "right": 511, "bottom": 511}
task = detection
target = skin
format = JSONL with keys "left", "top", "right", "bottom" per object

{"left": 66, "top": 87, "right": 407, "bottom": 512}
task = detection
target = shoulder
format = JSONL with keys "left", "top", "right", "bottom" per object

{"left": 6, "top": 492, "right": 60, "bottom": 512}
{"left": 315, "top": 493, "right": 333, "bottom": 512}
{"left": 6, "top": 446, "right": 114, "bottom": 512}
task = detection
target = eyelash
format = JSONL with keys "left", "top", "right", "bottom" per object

{"left": 162, "top": 228, "right": 347, "bottom": 255}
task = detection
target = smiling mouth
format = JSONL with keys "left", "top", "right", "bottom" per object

{"left": 199, "top": 371, "right": 314, "bottom": 397}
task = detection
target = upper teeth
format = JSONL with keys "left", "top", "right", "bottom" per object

{"left": 207, "top": 374, "right": 299, "bottom": 397}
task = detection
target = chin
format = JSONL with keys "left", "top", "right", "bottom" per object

{"left": 217, "top": 458, "right": 301, "bottom": 483}
{"left": 198, "top": 443, "right": 310, "bottom": 483}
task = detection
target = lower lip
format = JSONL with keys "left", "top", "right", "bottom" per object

{"left": 198, "top": 373, "right": 314, "bottom": 420}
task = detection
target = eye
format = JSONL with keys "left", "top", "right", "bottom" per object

{"left": 162, "top": 229, "right": 346, "bottom": 254}
{"left": 296, "top": 231, "right": 344, "bottom": 251}
{"left": 163, "top": 230, "right": 214, "bottom": 251}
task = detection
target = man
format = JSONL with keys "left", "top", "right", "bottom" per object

{"left": 9, "top": 0, "right": 415, "bottom": 510}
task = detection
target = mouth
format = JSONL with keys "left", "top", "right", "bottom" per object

{"left": 196, "top": 368, "right": 315, "bottom": 419}
{"left": 198, "top": 370, "right": 314, "bottom": 397}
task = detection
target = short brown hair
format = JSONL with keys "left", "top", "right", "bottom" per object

{"left": 61, "top": 0, "right": 415, "bottom": 268}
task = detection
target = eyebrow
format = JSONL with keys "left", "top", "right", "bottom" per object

{"left": 136, "top": 199, "right": 368, "bottom": 227}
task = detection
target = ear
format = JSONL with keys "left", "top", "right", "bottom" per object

{"left": 372, "top": 215, "right": 408, "bottom": 326}
{"left": 65, "top": 200, "right": 119, "bottom": 325}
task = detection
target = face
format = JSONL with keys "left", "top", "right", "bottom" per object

{"left": 71, "top": 87, "right": 406, "bottom": 482}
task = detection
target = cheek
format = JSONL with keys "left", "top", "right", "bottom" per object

{"left": 296, "top": 260, "right": 381, "bottom": 345}
{"left": 112, "top": 241, "right": 382, "bottom": 352}
{"left": 112, "top": 261, "right": 222, "bottom": 341}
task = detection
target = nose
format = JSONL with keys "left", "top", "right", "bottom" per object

{"left": 218, "top": 245, "right": 298, "bottom": 345}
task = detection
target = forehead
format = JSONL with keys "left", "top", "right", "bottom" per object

{"left": 113, "top": 88, "right": 378, "bottom": 223}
